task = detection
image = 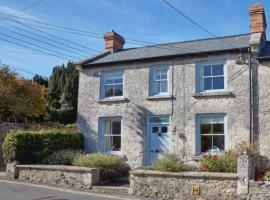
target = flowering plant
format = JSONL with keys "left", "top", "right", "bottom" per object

{"left": 200, "top": 151, "right": 237, "bottom": 173}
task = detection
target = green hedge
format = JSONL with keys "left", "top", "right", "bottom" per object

{"left": 2, "top": 130, "right": 84, "bottom": 164}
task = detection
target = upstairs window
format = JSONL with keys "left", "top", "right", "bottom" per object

{"left": 101, "top": 71, "right": 123, "bottom": 98}
{"left": 196, "top": 61, "right": 226, "bottom": 92}
{"left": 150, "top": 66, "right": 169, "bottom": 96}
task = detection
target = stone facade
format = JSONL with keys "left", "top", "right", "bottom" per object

{"left": 258, "top": 60, "right": 270, "bottom": 161}
{"left": 129, "top": 170, "right": 237, "bottom": 200}
{"left": 6, "top": 164, "right": 100, "bottom": 189}
{"left": 77, "top": 52, "right": 257, "bottom": 168}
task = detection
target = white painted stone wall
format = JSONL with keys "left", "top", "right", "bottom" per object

{"left": 77, "top": 52, "right": 259, "bottom": 168}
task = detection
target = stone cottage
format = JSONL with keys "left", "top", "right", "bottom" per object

{"left": 76, "top": 3, "right": 270, "bottom": 168}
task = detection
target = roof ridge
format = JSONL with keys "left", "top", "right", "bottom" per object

{"left": 120, "top": 33, "right": 251, "bottom": 51}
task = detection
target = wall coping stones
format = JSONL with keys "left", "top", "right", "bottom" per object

{"left": 7, "top": 164, "right": 100, "bottom": 189}
{"left": 16, "top": 165, "right": 98, "bottom": 173}
{"left": 131, "top": 169, "right": 237, "bottom": 180}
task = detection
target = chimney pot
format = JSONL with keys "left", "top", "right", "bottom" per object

{"left": 104, "top": 31, "right": 125, "bottom": 52}
{"left": 249, "top": 3, "right": 267, "bottom": 34}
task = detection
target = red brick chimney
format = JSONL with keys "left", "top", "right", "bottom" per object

{"left": 104, "top": 30, "right": 125, "bottom": 52}
{"left": 249, "top": 3, "right": 267, "bottom": 34}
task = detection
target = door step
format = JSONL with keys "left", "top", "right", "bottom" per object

{"left": 92, "top": 185, "right": 129, "bottom": 196}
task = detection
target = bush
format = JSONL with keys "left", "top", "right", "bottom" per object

{"left": 43, "top": 149, "right": 84, "bottom": 165}
{"left": 235, "top": 141, "right": 259, "bottom": 158}
{"left": 264, "top": 171, "right": 270, "bottom": 181}
{"left": 154, "top": 153, "right": 195, "bottom": 172}
{"left": 72, "top": 153, "right": 130, "bottom": 181}
{"left": 200, "top": 151, "right": 237, "bottom": 173}
{"left": 2, "top": 130, "right": 84, "bottom": 164}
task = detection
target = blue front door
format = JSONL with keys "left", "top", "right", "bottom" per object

{"left": 148, "top": 116, "right": 170, "bottom": 165}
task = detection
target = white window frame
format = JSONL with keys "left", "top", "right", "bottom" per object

{"left": 149, "top": 65, "right": 170, "bottom": 96}
{"left": 195, "top": 113, "right": 228, "bottom": 154}
{"left": 100, "top": 71, "right": 124, "bottom": 99}
{"left": 196, "top": 60, "right": 227, "bottom": 93}
{"left": 98, "top": 117, "right": 122, "bottom": 155}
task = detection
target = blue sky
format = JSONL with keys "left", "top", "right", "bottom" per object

{"left": 0, "top": 0, "right": 269, "bottom": 78}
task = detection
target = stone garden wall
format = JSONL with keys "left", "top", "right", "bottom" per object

{"left": 6, "top": 164, "right": 100, "bottom": 189}
{"left": 129, "top": 170, "right": 238, "bottom": 200}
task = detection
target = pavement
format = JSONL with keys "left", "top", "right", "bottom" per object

{"left": 0, "top": 179, "right": 144, "bottom": 200}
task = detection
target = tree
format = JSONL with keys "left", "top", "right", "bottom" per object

{"left": 0, "top": 66, "right": 46, "bottom": 122}
{"left": 46, "top": 62, "right": 79, "bottom": 124}
{"left": 33, "top": 74, "right": 48, "bottom": 88}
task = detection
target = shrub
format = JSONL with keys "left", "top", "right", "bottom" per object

{"left": 154, "top": 153, "right": 195, "bottom": 172}
{"left": 43, "top": 149, "right": 84, "bottom": 165}
{"left": 2, "top": 130, "right": 84, "bottom": 164}
{"left": 200, "top": 151, "right": 237, "bottom": 173}
{"left": 235, "top": 141, "right": 259, "bottom": 158}
{"left": 72, "top": 153, "right": 130, "bottom": 181}
{"left": 264, "top": 171, "right": 270, "bottom": 181}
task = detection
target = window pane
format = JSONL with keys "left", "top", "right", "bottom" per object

{"left": 149, "top": 117, "right": 170, "bottom": 124}
{"left": 203, "top": 77, "right": 212, "bottom": 90}
{"left": 161, "top": 126, "right": 168, "bottom": 133}
{"left": 153, "top": 81, "right": 160, "bottom": 94}
{"left": 201, "top": 124, "right": 211, "bottom": 134}
{"left": 152, "top": 127, "right": 158, "bottom": 133}
{"left": 213, "top": 123, "right": 224, "bottom": 134}
{"left": 114, "top": 84, "right": 123, "bottom": 96}
{"left": 213, "top": 77, "right": 224, "bottom": 89}
{"left": 201, "top": 135, "right": 212, "bottom": 152}
{"left": 103, "top": 120, "right": 111, "bottom": 135}
{"left": 155, "top": 70, "right": 161, "bottom": 80}
{"left": 160, "top": 70, "right": 167, "bottom": 79}
{"left": 112, "top": 121, "right": 121, "bottom": 135}
{"left": 105, "top": 79, "right": 114, "bottom": 84}
{"left": 213, "top": 135, "right": 224, "bottom": 150}
{"left": 105, "top": 85, "right": 114, "bottom": 97}
{"left": 212, "top": 65, "right": 224, "bottom": 76}
{"left": 203, "top": 65, "right": 212, "bottom": 76}
{"left": 160, "top": 81, "right": 168, "bottom": 93}
{"left": 112, "top": 136, "right": 121, "bottom": 151}
{"left": 114, "top": 78, "right": 123, "bottom": 84}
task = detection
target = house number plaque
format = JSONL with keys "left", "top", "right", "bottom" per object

{"left": 192, "top": 185, "right": 201, "bottom": 195}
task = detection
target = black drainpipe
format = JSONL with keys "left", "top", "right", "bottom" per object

{"left": 249, "top": 48, "right": 253, "bottom": 146}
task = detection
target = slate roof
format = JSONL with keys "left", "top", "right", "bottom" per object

{"left": 79, "top": 33, "right": 252, "bottom": 67}
{"left": 259, "top": 41, "right": 270, "bottom": 60}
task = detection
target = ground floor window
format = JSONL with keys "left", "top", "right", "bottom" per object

{"left": 99, "top": 117, "right": 121, "bottom": 152}
{"left": 197, "top": 114, "right": 226, "bottom": 153}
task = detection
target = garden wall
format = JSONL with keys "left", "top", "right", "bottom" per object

{"left": 129, "top": 170, "right": 238, "bottom": 200}
{"left": 0, "top": 123, "right": 23, "bottom": 166}
{"left": 6, "top": 164, "right": 100, "bottom": 189}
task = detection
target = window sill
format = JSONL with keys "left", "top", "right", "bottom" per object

{"left": 146, "top": 95, "right": 173, "bottom": 101}
{"left": 98, "top": 97, "right": 129, "bottom": 104}
{"left": 192, "top": 91, "right": 232, "bottom": 98}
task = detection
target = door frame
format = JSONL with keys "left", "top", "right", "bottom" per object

{"left": 146, "top": 115, "right": 171, "bottom": 165}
